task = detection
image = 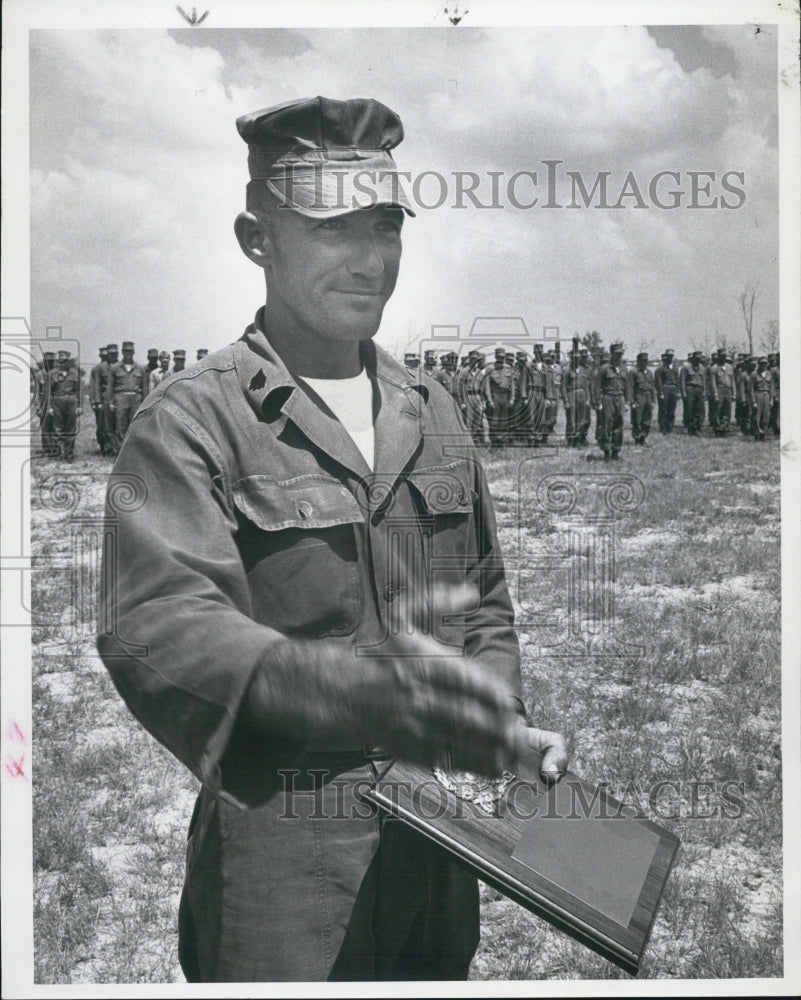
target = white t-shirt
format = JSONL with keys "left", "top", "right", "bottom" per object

{"left": 299, "top": 368, "right": 375, "bottom": 470}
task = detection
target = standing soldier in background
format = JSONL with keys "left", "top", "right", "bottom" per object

{"left": 562, "top": 339, "right": 590, "bottom": 448}
{"left": 528, "top": 345, "right": 547, "bottom": 446}
{"left": 576, "top": 347, "right": 592, "bottom": 444}
{"left": 542, "top": 350, "right": 558, "bottom": 442}
{"left": 628, "top": 351, "right": 656, "bottom": 446}
{"left": 654, "top": 350, "right": 679, "bottom": 434}
{"left": 709, "top": 350, "right": 735, "bottom": 437}
{"left": 768, "top": 352, "right": 780, "bottom": 436}
{"left": 511, "top": 350, "right": 532, "bottom": 445}
{"left": 172, "top": 349, "right": 188, "bottom": 374}
{"left": 430, "top": 351, "right": 455, "bottom": 394}
{"left": 197, "top": 349, "right": 209, "bottom": 361}
{"left": 704, "top": 353, "right": 717, "bottom": 432}
{"left": 89, "top": 345, "right": 112, "bottom": 455}
{"left": 594, "top": 341, "right": 627, "bottom": 460}
{"left": 464, "top": 350, "right": 488, "bottom": 447}
{"left": 423, "top": 350, "right": 437, "bottom": 378}
{"left": 749, "top": 356, "right": 774, "bottom": 441}
{"left": 680, "top": 350, "right": 706, "bottom": 437}
{"left": 146, "top": 348, "right": 159, "bottom": 380}
{"left": 149, "top": 350, "right": 172, "bottom": 391}
{"left": 486, "top": 348, "right": 516, "bottom": 447}
{"left": 47, "top": 348, "right": 82, "bottom": 462}
{"left": 107, "top": 341, "right": 148, "bottom": 455}
{"left": 736, "top": 355, "right": 754, "bottom": 436}
{"left": 680, "top": 351, "right": 693, "bottom": 431}
{"left": 453, "top": 352, "right": 472, "bottom": 425}
{"left": 35, "top": 350, "right": 58, "bottom": 457}
{"left": 403, "top": 350, "right": 420, "bottom": 373}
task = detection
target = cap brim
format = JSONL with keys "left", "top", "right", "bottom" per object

{"left": 264, "top": 164, "right": 415, "bottom": 219}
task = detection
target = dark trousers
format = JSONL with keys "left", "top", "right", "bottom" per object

{"left": 564, "top": 390, "right": 589, "bottom": 445}
{"left": 714, "top": 390, "right": 732, "bottom": 435}
{"left": 769, "top": 398, "right": 780, "bottom": 435}
{"left": 51, "top": 395, "right": 78, "bottom": 459}
{"left": 657, "top": 387, "right": 677, "bottom": 433}
{"left": 599, "top": 395, "right": 625, "bottom": 455}
{"left": 40, "top": 410, "right": 57, "bottom": 455}
{"left": 630, "top": 395, "right": 653, "bottom": 443}
{"left": 179, "top": 772, "right": 479, "bottom": 982}
{"left": 488, "top": 391, "right": 512, "bottom": 446}
{"left": 113, "top": 393, "right": 142, "bottom": 452}
{"left": 465, "top": 395, "right": 485, "bottom": 446}
{"left": 93, "top": 403, "right": 113, "bottom": 453}
{"left": 684, "top": 387, "right": 704, "bottom": 435}
{"left": 530, "top": 392, "right": 546, "bottom": 442}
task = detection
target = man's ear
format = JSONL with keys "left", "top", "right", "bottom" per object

{"left": 234, "top": 211, "right": 272, "bottom": 269}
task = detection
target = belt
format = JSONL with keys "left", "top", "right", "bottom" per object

{"left": 115, "top": 390, "right": 142, "bottom": 395}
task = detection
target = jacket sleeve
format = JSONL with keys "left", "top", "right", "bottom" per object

{"left": 96, "top": 401, "right": 286, "bottom": 806}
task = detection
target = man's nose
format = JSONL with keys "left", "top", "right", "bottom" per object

{"left": 347, "top": 237, "right": 385, "bottom": 279}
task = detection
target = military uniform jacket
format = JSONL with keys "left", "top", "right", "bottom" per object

{"left": 653, "top": 363, "right": 679, "bottom": 394}
{"left": 561, "top": 365, "right": 589, "bottom": 404}
{"left": 680, "top": 363, "right": 706, "bottom": 394}
{"left": 97, "top": 309, "right": 522, "bottom": 810}
{"left": 488, "top": 366, "right": 516, "bottom": 401}
{"left": 749, "top": 369, "right": 774, "bottom": 405}
{"left": 595, "top": 363, "right": 627, "bottom": 398}
{"left": 627, "top": 366, "right": 656, "bottom": 404}
{"left": 49, "top": 365, "right": 81, "bottom": 401}
{"left": 106, "top": 361, "right": 149, "bottom": 401}
{"left": 90, "top": 361, "right": 110, "bottom": 405}
{"left": 710, "top": 363, "right": 734, "bottom": 397}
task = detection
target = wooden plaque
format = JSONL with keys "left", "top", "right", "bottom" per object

{"left": 365, "top": 747, "right": 680, "bottom": 976}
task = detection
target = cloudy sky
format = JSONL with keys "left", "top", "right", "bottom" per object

{"left": 29, "top": 23, "right": 779, "bottom": 362}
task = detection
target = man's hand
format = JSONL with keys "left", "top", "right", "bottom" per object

{"left": 525, "top": 726, "right": 569, "bottom": 783}
{"left": 244, "top": 584, "right": 523, "bottom": 778}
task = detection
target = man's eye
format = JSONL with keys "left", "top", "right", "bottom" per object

{"left": 318, "top": 218, "right": 344, "bottom": 231}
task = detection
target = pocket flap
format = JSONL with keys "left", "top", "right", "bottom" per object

{"left": 232, "top": 476, "right": 364, "bottom": 531}
{"left": 407, "top": 464, "right": 475, "bottom": 515}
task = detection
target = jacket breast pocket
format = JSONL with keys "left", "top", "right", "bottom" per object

{"left": 232, "top": 475, "right": 364, "bottom": 637}
{"left": 406, "top": 463, "right": 477, "bottom": 569}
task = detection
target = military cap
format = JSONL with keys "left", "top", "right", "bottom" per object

{"left": 121, "top": 341, "right": 135, "bottom": 351}
{"left": 173, "top": 349, "right": 187, "bottom": 359}
{"left": 57, "top": 349, "right": 71, "bottom": 358}
{"left": 43, "top": 351, "right": 56, "bottom": 359}
{"left": 665, "top": 347, "right": 675, "bottom": 355}
{"left": 158, "top": 350, "right": 171, "bottom": 360}
{"left": 691, "top": 350, "right": 703, "bottom": 358}
{"left": 515, "top": 350, "right": 528, "bottom": 359}
{"left": 757, "top": 356, "right": 768, "bottom": 364}
{"left": 106, "top": 343, "right": 119, "bottom": 353}
{"left": 197, "top": 349, "right": 209, "bottom": 359}
{"left": 637, "top": 352, "right": 648, "bottom": 361}
{"left": 610, "top": 341, "right": 624, "bottom": 353}
{"left": 99, "top": 347, "right": 108, "bottom": 355}
{"left": 147, "top": 348, "right": 159, "bottom": 358}
{"left": 494, "top": 347, "right": 506, "bottom": 357}
{"left": 505, "top": 352, "right": 514, "bottom": 360}
{"left": 767, "top": 352, "right": 777, "bottom": 362}
{"left": 467, "top": 350, "right": 479, "bottom": 358}
{"left": 237, "top": 96, "right": 414, "bottom": 218}
{"left": 600, "top": 350, "right": 610, "bottom": 362}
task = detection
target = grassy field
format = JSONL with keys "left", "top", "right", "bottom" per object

{"left": 30, "top": 411, "right": 782, "bottom": 983}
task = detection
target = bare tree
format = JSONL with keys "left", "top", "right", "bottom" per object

{"left": 737, "top": 281, "right": 758, "bottom": 355}
{"left": 759, "top": 319, "right": 780, "bottom": 354}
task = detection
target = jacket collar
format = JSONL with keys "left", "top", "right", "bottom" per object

{"left": 234, "top": 308, "right": 427, "bottom": 481}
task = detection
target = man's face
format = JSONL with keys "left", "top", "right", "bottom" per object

{"left": 123, "top": 349, "right": 134, "bottom": 363}
{"left": 159, "top": 357, "right": 170, "bottom": 372}
{"left": 262, "top": 205, "right": 403, "bottom": 343}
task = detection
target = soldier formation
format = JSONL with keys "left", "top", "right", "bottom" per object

{"left": 405, "top": 341, "right": 780, "bottom": 461}
{"left": 32, "top": 345, "right": 209, "bottom": 460}
{"left": 31, "top": 340, "right": 779, "bottom": 462}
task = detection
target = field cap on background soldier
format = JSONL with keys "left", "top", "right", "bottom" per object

{"left": 121, "top": 341, "right": 134, "bottom": 355}
{"left": 403, "top": 351, "right": 420, "bottom": 369}
{"left": 172, "top": 349, "right": 187, "bottom": 372}
{"left": 197, "top": 349, "right": 209, "bottom": 360}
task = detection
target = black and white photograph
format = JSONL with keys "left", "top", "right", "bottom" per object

{"left": 1, "top": 0, "right": 799, "bottom": 993}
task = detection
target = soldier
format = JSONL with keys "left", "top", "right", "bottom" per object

{"left": 453, "top": 352, "right": 471, "bottom": 422}
{"left": 654, "top": 351, "right": 677, "bottom": 434}
{"left": 403, "top": 350, "right": 420, "bottom": 373}
{"left": 423, "top": 349, "right": 437, "bottom": 378}
{"left": 768, "top": 352, "right": 780, "bottom": 436}
{"left": 542, "top": 350, "right": 559, "bottom": 439}
{"left": 47, "top": 348, "right": 82, "bottom": 462}
{"left": 528, "top": 345, "right": 548, "bottom": 445}
{"left": 709, "top": 350, "right": 735, "bottom": 437}
{"left": 562, "top": 341, "right": 590, "bottom": 448}
{"left": 197, "top": 348, "right": 209, "bottom": 361}
{"left": 34, "top": 350, "right": 58, "bottom": 456}
{"left": 576, "top": 347, "right": 592, "bottom": 444}
{"left": 594, "top": 341, "right": 627, "bottom": 460}
{"left": 433, "top": 351, "right": 457, "bottom": 395}
{"left": 680, "top": 350, "right": 706, "bottom": 436}
{"left": 89, "top": 345, "right": 112, "bottom": 455}
{"left": 106, "top": 341, "right": 148, "bottom": 454}
{"left": 149, "top": 350, "right": 172, "bottom": 391}
{"left": 146, "top": 348, "right": 160, "bottom": 378}
{"left": 172, "top": 349, "right": 188, "bottom": 374}
{"left": 628, "top": 352, "right": 656, "bottom": 445}
{"left": 679, "top": 351, "right": 693, "bottom": 430}
{"left": 510, "top": 350, "right": 532, "bottom": 444}
{"left": 464, "top": 351, "right": 488, "bottom": 446}
{"left": 749, "top": 356, "right": 774, "bottom": 441}
{"left": 736, "top": 355, "right": 754, "bottom": 435}
{"left": 486, "top": 348, "right": 516, "bottom": 447}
